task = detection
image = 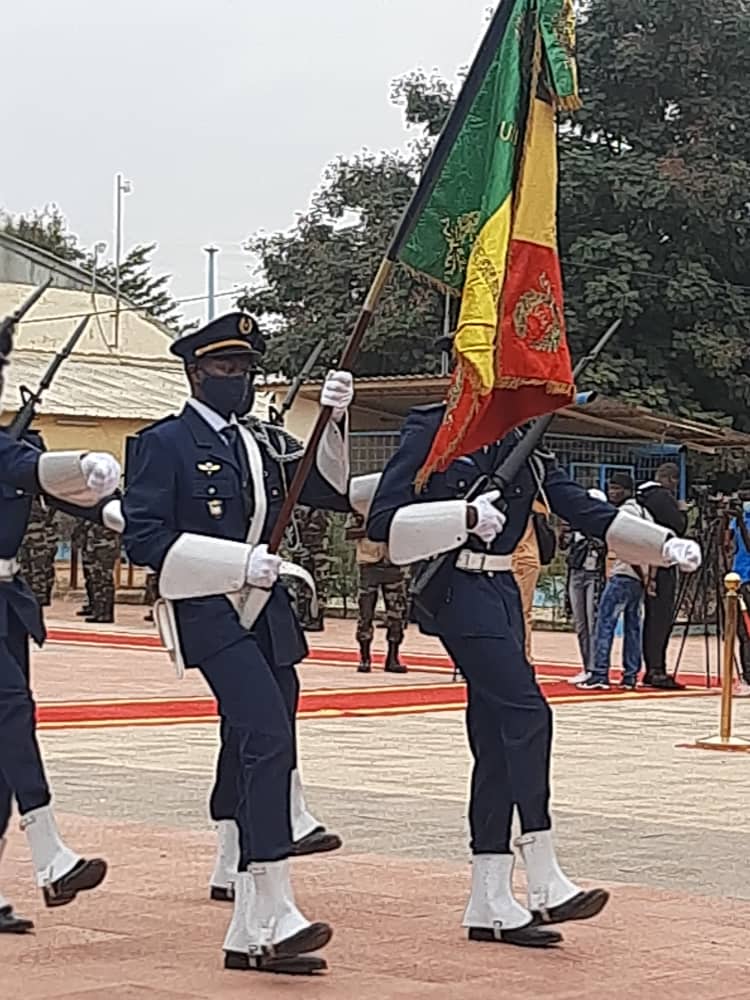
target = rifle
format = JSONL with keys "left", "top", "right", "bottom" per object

{"left": 410, "top": 318, "right": 623, "bottom": 606}
{"left": 268, "top": 340, "right": 325, "bottom": 427}
{"left": 8, "top": 315, "right": 92, "bottom": 440}
{"left": 0, "top": 278, "right": 53, "bottom": 343}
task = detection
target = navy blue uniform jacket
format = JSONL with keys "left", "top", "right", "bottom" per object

{"left": 367, "top": 405, "right": 619, "bottom": 639}
{"left": 0, "top": 428, "right": 110, "bottom": 645}
{"left": 123, "top": 404, "right": 350, "bottom": 667}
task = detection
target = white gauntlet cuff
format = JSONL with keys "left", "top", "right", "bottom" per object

{"left": 37, "top": 452, "right": 98, "bottom": 506}
{"left": 605, "top": 511, "right": 673, "bottom": 568}
{"left": 315, "top": 417, "right": 350, "bottom": 494}
{"left": 349, "top": 473, "right": 381, "bottom": 518}
{"left": 159, "top": 534, "right": 252, "bottom": 599}
{"left": 389, "top": 501, "right": 468, "bottom": 565}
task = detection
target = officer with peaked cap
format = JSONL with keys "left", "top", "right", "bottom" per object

{"left": 365, "top": 396, "right": 702, "bottom": 949}
{"left": 122, "top": 312, "right": 355, "bottom": 975}
{"left": 0, "top": 318, "right": 121, "bottom": 931}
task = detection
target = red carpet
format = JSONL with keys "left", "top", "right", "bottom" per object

{"left": 37, "top": 675, "right": 716, "bottom": 731}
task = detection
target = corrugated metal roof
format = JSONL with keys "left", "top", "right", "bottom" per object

{"left": 3, "top": 351, "right": 288, "bottom": 421}
{"left": 3, "top": 351, "right": 188, "bottom": 420}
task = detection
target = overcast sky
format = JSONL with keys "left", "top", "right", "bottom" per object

{"left": 1, "top": 0, "right": 491, "bottom": 323}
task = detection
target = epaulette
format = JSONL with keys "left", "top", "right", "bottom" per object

{"left": 136, "top": 414, "right": 177, "bottom": 436}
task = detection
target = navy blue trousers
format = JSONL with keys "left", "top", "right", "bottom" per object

{"left": 0, "top": 609, "right": 51, "bottom": 836}
{"left": 441, "top": 634, "right": 552, "bottom": 854}
{"left": 209, "top": 662, "right": 299, "bottom": 828}
{"left": 199, "top": 635, "right": 295, "bottom": 865}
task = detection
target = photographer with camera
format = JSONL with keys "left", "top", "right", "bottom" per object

{"left": 637, "top": 463, "right": 688, "bottom": 691}
{"left": 727, "top": 483, "right": 750, "bottom": 697}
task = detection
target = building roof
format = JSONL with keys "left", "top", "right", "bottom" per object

{"left": 295, "top": 374, "right": 750, "bottom": 453}
{"left": 2, "top": 350, "right": 285, "bottom": 422}
{"left": 3, "top": 351, "right": 188, "bottom": 420}
{"left": 0, "top": 233, "right": 175, "bottom": 340}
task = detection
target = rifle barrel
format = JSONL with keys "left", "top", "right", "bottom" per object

{"left": 0, "top": 277, "right": 53, "bottom": 337}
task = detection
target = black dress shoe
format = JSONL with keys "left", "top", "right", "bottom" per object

{"left": 0, "top": 905, "right": 34, "bottom": 934}
{"left": 85, "top": 616, "right": 115, "bottom": 624}
{"left": 530, "top": 888, "right": 610, "bottom": 926}
{"left": 642, "top": 673, "right": 685, "bottom": 691}
{"left": 76, "top": 608, "right": 92, "bottom": 617}
{"left": 210, "top": 885, "right": 234, "bottom": 902}
{"left": 224, "top": 921, "right": 333, "bottom": 974}
{"left": 357, "top": 662, "right": 372, "bottom": 673}
{"left": 225, "top": 952, "right": 327, "bottom": 975}
{"left": 468, "top": 923, "right": 562, "bottom": 948}
{"left": 43, "top": 858, "right": 107, "bottom": 908}
{"left": 291, "top": 828, "right": 342, "bottom": 857}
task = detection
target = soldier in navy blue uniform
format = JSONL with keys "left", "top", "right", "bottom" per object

{"left": 0, "top": 325, "right": 122, "bottom": 933}
{"left": 366, "top": 401, "right": 701, "bottom": 949}
{"left": 122, "top": 313, "right": 354, "bottom": 976}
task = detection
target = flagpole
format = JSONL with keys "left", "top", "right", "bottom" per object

{"left": 268, "top": 0, "right": 519, "bottom": 552}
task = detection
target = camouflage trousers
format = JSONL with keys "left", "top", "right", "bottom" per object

{"left": 82, "top": 531, "right": 119, "bottom": 620}
{"left": 18, "top": 536, "right": 57, "bottom": 607}
{"left": 292, "top": 551, "right": 330, "bottom": 627}
{"left": 356, "top": 563, "right": 407, "bottom": 645}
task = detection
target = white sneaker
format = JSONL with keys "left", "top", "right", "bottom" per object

{"left": 734, "top": 681, "right": 750, "bottom": 698}
{"left": 569, "top": 670, "right": 590, "bottom": 685}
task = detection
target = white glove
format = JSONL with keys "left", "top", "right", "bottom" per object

{"left": 320, "top": 370, "right": 354, "bottom": 421}
{"left": 246, "top": 543, "right": 282, "bottom": 589}
{"left": 102, "top": 499, "right": 125, "bottom": 533}
{"left": 663, "top": 537, "right": 702, "bottom": 573}
{"left": 468, "top": 490, "right": 507, "bottom": 545}
{"left": 81, "top": 453, "right": 121, "bottom": 498}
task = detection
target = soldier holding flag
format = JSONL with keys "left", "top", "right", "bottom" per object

{"left": 354, "top": 0, "right": 705, "bottom": 951}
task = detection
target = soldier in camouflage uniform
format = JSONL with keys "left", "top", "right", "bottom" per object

{"left": 71, "top": 519, "right": 94, "bottom": 617}
{"left": 143, "top": 572, "right": 158, "bottom": 623}
{"left": 289, "top": 506, "right": 331, "bottom": 631}
{"left": 346, "top": 513, "right": 408, "bottom": 674}
{"left": 17, "top": 496, "right": 59, "bottom": 607}
{"left": 81, "top": 521, "right": 120, "bottom": 624}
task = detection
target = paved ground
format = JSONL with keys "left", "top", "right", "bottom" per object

{"left": 2, "top": 600, "right": 750, "bottom": 998}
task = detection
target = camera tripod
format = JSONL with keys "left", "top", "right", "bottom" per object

{"left": 671, "top": 502, "right": 733, "bottom": 688}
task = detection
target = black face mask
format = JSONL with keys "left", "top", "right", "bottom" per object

{"left": 200, "top": 374, "right": 255, "bottom": 419}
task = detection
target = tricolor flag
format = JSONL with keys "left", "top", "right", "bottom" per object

{"left": 398, "top": 0, "right": 581, "bottom": 485}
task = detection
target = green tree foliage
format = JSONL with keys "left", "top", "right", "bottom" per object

{"left": 1, "top": 205, "right": 190, "bottom": 333}
{"left": 247, "top": 0, "right": 750, "bottom": 430}
{"left": 0, "top": 204, "right": 85, "bottom": 263}
{"left": 96, "top": 243, "right": 188, "bottom": 332}
{"left": 558, "top": 0, "right": 750, "bottom": 426}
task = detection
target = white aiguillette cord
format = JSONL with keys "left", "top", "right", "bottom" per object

{"left": 232, "top": 425, "right": 318, "bottom": 630}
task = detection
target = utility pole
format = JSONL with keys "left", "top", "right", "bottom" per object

{"left": 205, "top": 246, "right": 219, "bottom": 321}
{"left": 114, "top": 173, "right": 132, "bottom": 349}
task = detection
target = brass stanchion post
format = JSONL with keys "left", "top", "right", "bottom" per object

{"left": 695, "top": 573, "right": 750, "bottom": 751}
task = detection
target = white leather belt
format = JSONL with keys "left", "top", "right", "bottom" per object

{"left": 455, "top": 551, "right": 513, "bottom": 574}
{"left": 0, "top": 558, "right": 19, "bottom": 581}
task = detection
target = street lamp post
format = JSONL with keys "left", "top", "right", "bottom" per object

{"left": 205, "top": 246, "right": 219, "bottom": 321}
{"left": 114, "top": 173, "right": 132, "bottom": 349}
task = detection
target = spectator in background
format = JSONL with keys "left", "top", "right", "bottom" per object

{"left": 728, "top": 484, "right": 750, "bottom": 697}
{"left": 579, "top": 473, "right": 650, "bottom": 691}
{"left": 560, "top": 488, "right": 608, "bottom": 685}
{"left": 638, "top": 463, "right": 688, "bottom": 690}
{"left": 511, "top": 498, "right": 554, "bottom": 665}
